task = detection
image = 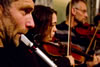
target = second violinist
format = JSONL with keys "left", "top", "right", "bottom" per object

{"left": 55, "top": 0, "right": 100, "bottom": 66}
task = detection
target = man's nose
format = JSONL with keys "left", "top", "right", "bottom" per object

{"left": 26, "top": 16, "right": 35, "bottom": 29}
{"left": 30, "top": 18, "right": 35, "bottom": 28}
{"left": 85, "top": 12, "right": 88, "bottom": 17}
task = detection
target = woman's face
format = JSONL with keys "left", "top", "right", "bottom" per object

{"left": 43, "top": 13, "right": 57, "bottom": 42}
{"left": 50, "top": 13, "right": 57, "bottom": 39}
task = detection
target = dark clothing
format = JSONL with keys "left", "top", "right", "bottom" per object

{"left": 94, "top": 64, "right": 100, "bottom": 67}
{"left": 55, "top": 21, "right": 90, "bottom": 52}
{"left": 0, "top": 42, "right": 73, "bottom": 67}
{"left": 55, "top": 21, "right": 93, "bottom": 67}
{"left": 0, "top": 44, "right": 40, "bottom": 67}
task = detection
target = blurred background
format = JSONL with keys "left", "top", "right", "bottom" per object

{"left": 35, "top": 0, "right": 100, "bottom": 24}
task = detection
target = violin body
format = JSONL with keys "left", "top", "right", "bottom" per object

{"left": 42, "top": 42, "right": 67, "bottom": 56}
{"left": 42, "top": 42, "right": 93, "bottom": 64}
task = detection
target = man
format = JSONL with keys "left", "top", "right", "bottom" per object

{"left": 0, "top": 0, "right": 40, "bottom": 67}
{"left": 55, "top": 0, "right": 100, "bottom": 66}
{"left": 0, "top": 0, "right": 35, "bottom": 47}
{"left": 55, "top": 0, "right": 88, "bottom": 51}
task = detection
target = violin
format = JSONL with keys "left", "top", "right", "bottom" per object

{"left": 75, "top": 23, "right": 100, "bottom": 39}
{"left": 42, "top": 41, "right": 93, "bottom": 65}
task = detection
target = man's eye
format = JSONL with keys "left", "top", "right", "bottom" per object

{"left": 20, "top": 8, "right": 33, "bottom": 15}
{"left": 24, "top": 8, "right": 32, "bottom": 14}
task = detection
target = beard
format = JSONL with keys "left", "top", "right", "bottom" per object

{"left": 0, "top": 11, "right": 18, "bottom": 48}
{"left": 2, "top": 21, "right": 15, "bottom": 48}
{"left": 0, "top": 8, "right": 28, "bottom": 48}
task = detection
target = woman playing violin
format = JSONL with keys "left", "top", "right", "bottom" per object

{"left": 26, "top": 5, "right": 75, "bottom": 67}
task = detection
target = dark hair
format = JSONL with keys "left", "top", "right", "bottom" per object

{"left": 0, "top": 0, "right": 35, "bottom": 10}
{"left": 0, "top": 0, "right": 16, "bottom": 9}
{"left": 66, "top": 0, "right": 86, "bottom": 17}
{"left": 0, "top": 0, "right": 35, "bottom": 16}
{"left": 33, "top": 0, "right": 36, "bottom": 3}
{"left": 0, "top": 0, "right": 20, "bottom": 16}
{"left": 32, "top": 5, "right": 57, "bottom": 42}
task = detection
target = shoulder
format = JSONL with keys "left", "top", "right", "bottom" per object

{"left": 56, "top": 21, "right": 68, "bottom": 30}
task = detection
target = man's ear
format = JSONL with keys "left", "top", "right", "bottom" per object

{"left": 0, "top": 5, "right": 3, "bottom": 16}
{"left": 72, "top": 8, "right": 76, "bottom": 15}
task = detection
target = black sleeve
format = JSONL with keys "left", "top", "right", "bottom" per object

{"left": 54, "top": 57, "right": 71, "bottom": 67}
{"left": 93, "top": 63, "right": 100, "bottom": 67}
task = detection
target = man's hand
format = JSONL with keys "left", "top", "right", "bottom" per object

{"left": 86, "top": 54, "right": 100, "bottom": 67}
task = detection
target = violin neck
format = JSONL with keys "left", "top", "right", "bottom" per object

{"left": 72, "top": 48, "right": 93, "bottom": 60}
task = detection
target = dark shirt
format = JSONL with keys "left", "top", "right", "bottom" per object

{"left": 55, "top": 21, "right": 90, "bottom": 52}
{"left": 0, "top": 42, "right": 74, "bottom": 67}
{"left": 0, "top": 44, "right": 40, "bottom": 67}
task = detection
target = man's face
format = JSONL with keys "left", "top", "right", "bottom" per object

{"left": 74, "top": 1, "right": 88, "bottom": 24}
{"left": 0, "top": 0, "right": 35, "bottom": 46}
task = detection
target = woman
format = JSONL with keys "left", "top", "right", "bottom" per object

{"left": 26, "top": 5, "right": 74, "bottom": 67}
